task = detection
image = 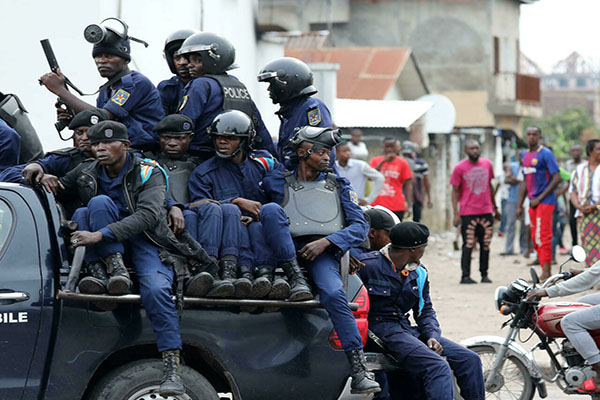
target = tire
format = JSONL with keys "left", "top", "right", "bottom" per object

{"left": 87, "top": 359, "right": 220, "bottom": 400}
{"left": 469, "top": 345, "right": 535, "bottom": 400}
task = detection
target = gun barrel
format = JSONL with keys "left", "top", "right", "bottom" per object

{"left": 40, "top": 39, "right": 60, "bottom": 72}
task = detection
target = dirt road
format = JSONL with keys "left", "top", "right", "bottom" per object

{"left": 422, "top": 231, "right": 591, "bottom": 400}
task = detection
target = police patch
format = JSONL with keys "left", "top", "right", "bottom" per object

{"left": 183, "top": 122, "right": 191, "bottom": 131}
{"left": 90, "top": 115, "right": 99, "bottom": 124}
{"left": 349, "top": 190, "right": 358, "bottom": 205}
{"left": 105, "top": 129, "right": 113, "bottom": 138}
{"left": 178, "top": 95, "right": 189, "bottom": 112}
{"left": 307, "top": 108, "right": 321, "bottom": 126}
{"left": 111, "top": 89, "right": 130, "bottom": 106}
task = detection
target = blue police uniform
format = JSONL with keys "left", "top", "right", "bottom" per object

{"left": 97, "top": 71, "right": 164, "bottom": 151}
{"left": 188, "top": 150, "right": 281, "bottom": 267}
{"left": 68, "top": 154, "right": 181, "bottom": 352}
{"left": 178, "top": 76, "right": 276, "bottom": 158}
{"left": 261, "top": 169, "right": 368, "bottom": 351}
{"left": 157, "top": 75, "right": 185, "bottom": 115}
{"left": 276, "top": 95, "right": 335, "bottom": 169}
{"left": 356, "top": 249, "right": 484, "bottom": 400}
{"left": 0, "top": 120, "right": 21, "bottom": 172}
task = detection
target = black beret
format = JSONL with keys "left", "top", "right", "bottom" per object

{"left": 389, "top": 221, "right": 429, "bottom": 249}
{"left": 153, "top": 114, "right": 194, "bottom": 135}
{"left": 68, "top": 108, "right": 108, "bottom": 130}
{"left": 87, "top": 120, "right": 129, "bottom": 144}
{"left": 365, "top": 208, "right": 395, "bottom": 231}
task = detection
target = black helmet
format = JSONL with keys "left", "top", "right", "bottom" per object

{"left": 163, "top": 28, "right": 198, "bottom": 74}
{"left": 176, "top": 32, "right": 238, "bottom": 74}
{"left": 286, "top": 126, "right": 341, "bottom": 155}
{"left": 257, "top": 57, "right": 317, "bottom": 104}
{"left": 208, "top": 110, "right": 255, "bottom": 158}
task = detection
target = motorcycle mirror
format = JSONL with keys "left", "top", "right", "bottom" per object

{"left": 571, "top": 245, "right": 586, "bottom": 263}
{"left": 530, "top": 267, "right": 539, "bottom": 285}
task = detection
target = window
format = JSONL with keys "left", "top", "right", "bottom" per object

{"left": 577, "top": 77, "right": 587, "bottom": 88}
{"left": 559, "top": 78, "right": 568, "bottom": 88}
{"left": 0, "top": 200, "right": 13, "bottom": 254}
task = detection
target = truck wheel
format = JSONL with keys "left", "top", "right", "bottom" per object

{"left": 87, "top": 359, "right": 220, "bottom": 400}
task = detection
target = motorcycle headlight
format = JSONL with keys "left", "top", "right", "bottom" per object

{"left": 494, "top": 286, "right": 507, "bottom": 312}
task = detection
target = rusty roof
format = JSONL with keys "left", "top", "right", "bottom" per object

{"left": 285, "top": 47, "right": 412, "bottom": 100}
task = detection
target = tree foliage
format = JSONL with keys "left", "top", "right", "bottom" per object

{"left": 522, "top": 107, "right": 598, "bottom": 158}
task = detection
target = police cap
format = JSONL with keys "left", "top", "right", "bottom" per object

{"left": 87, "top": 120, "right": 129, "bottom": 144}
{"left": 153, "top": 114, "right": 194, "bottom": 135}
{"left": 389, "top": 221, "right": 429, "bottom": 249}
{"left": 69, "top": 108, "right": 108, "bottom": 130}
{"left": 365, "top": 208, "right": 395, "bottom": 231}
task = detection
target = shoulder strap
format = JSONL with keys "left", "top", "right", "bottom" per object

{"left": 325, "top": 172, "right": 339, "bottom": 191}
{"left": 140, "top": 158, "right": 169, "bottom": 193}
{"left": 416, "top": 266, "right": 428, "bottom": 316}
{"left": 283, "top": 170, "right": 303, "bottom": 191}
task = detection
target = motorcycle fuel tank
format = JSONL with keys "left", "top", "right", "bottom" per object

{"left": 534, "top": 302, "right": 600, "bottom": 342}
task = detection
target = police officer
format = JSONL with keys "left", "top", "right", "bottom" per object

{"left": 157, "top": 29, "right": 198, "bottom": 115}
{"left": 260, "top": 126, "right": 380, "bottom": 394}
{"left": 0, "top": 119, "right": 21, "bottom": 172}
{"left": 257, "top": 57, "right": 334, "bottom": 168}
{"left": 52, "top": 120, "right": 216, "bottom": 397}
{"left": 176, "top": 32, "right": 276, "bottom": 160}
{"left": 39, "top": 19, "right": 164, "bottom": 151}
{"left": 356, "top": 222, "right": 485, "bottom": 400}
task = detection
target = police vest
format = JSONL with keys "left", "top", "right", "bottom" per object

{"left": 205, "top": 74, "right": 262, "bottom": 145}
{"left": 45, "top": 147, "right": 87, "bottom": 172}
{"left": 0, "top": 92, "right": 44, "bottom": 163}
{"left": 158, "top": 157, "right": 197, "bottom": 204}
{"left": 282, "top": 172, "right": 345, "bottom": 238}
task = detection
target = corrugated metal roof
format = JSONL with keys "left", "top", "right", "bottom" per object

{"left": 333, "top": 98, "right": 433, "bottom": 128}
{"left": 286, "top": 47, "right": 412, "bottom": 100}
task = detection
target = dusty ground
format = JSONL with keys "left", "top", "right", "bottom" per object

{"left": 423, "top": 229, "right": 592, "bottom": 400}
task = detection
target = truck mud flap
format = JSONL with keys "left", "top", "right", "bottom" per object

{"left": 56, "top": 291, "right": 359, "bottom": 311}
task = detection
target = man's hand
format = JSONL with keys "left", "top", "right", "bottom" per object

{"left": 39, "top": 174, "right": 64, "bottom": 195}
{"left": 189, "top": 198, "right": 220, "bottom": 209}
{"left": 427, "top": 199, "right": 433, "bottom": 209}
{"left": 494, "top": 207, "right": 501, "bottom": 221}
{"left": 358, "top": 198, "right": 368, "bottom": 206}
{"left": 168, "top": 206, "right": 185, "bottom": 234}
{"left": 298, "top": 238, "right": 331, "bottom": 261}
{"left": 22, "top": 163, "right": 45, "bottom": 185}
{"left": 70, "top": 230, "right": 103, "bottom": 248}
{"left": 349, "top": 256, "right": 365, "bottom": 275}
{"left": 581, "top": 204, "right": 595, "bottom": 215}
{"left": 526, "top": 288, "right": 548, "bottom": 300}
{"left": 240, "top": 215, "right": 254, "bottom": 226}
{"left": 516, "top": 205, "right": 524, "bottom": 219}
{"left": 530, "top": 198, "right": 541, "bottom": 208}
{"left": 384, "top": 153, "right": 396, "bottom": 163}
{"left": 427, "top": 338, "right": 443, "bottom": 355}
{"left": 55, "top": 100, "right": 72, "bottom": 121}
{"left": 39, "top": 69, "right": 67, "bottom": 95}
{"left": 453, "top": 214, "right": 461, "bottom": 227}
{"left": 232, "top": 198, "right": 262, "bottom": 219}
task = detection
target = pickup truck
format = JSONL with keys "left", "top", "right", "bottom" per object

{"left": 0, "top": 183, "right": 387, "bottom": 400}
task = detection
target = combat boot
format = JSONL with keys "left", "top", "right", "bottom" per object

{"left": 105, "top": 253, "right": 132, "bottom": 295}
{"left": 280, "top": 259, "right": 313, "bottom": 301}
{"left": 206, "top": 259, "right": 235, "bottom": 298}
{"left": 251, "top": 267, "right": 272, "bottom": 298}
{"left": 78, "top": 261, "right": 109, "bottom": 294}
{"left": 233, "top": 265, "right": 253, "bottom": 298}
{"left": 346, "top": 349, "right": 381, "bottom": 395}
{"left": 159, "top": 349, "right": 184, "bottom": 397}
{"left": 184, "top": 271, "right": 214, "bottom": 297}
{"left": 265, "top": 268, "right": 290, "bottom": 300}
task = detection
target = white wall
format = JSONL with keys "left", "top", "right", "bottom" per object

{"left": 0, "top": 0, "right": 282, "bottom": 152}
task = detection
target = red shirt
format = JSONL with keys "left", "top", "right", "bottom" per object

{"left": 369, "top": 155, "right": 413, "bottom": 211}
{"left": 450, "top": 158, "right": 495, "bottom": 216}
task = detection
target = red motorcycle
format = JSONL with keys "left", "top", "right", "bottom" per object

{"left": 461, "top": 246, "right": 600, "bottom": 399}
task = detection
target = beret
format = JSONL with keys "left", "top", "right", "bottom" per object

{"left": 68, "top": 108, "right": 108, "bottom": 130}
{"left": 87, "top": 120, "right": 129, "bottom": 144}
{"left": 389, "top": 221, "right": 429, "bottom": 249}
{"left": 153, "top": 114, "right": 194, "bottom": 135}
{"left": 365, "top": 208, "right": 395, "bottom": 231}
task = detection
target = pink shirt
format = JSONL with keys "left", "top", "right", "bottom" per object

{"left": 450, "top": 158, "right": 494, "bottom": 216}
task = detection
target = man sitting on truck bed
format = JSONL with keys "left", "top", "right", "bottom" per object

{"left": 46, "top": 120, "right": 216, "bottom": 397}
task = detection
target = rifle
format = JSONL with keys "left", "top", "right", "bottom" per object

{"left": 40, "top": 39, "right": 82, "bottom": 138}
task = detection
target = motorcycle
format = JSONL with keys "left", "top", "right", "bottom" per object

{"left": 461, "top": 245, "right": 600, "bottom": 400}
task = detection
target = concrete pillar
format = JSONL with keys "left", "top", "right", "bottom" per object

{"left": 308, "top": 63, "right": 339, "bottom": 113}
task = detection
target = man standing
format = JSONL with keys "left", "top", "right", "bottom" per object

{"left": 336, "top": 142, "right": 384, "bottom": 206}
{"left": 569, "top": 139, "right": 600, "bottom": 266}
{"left": 348, "top": 129, "right": 369, "bottom": 160}
{"left": 566, "top": 144, "right": 584, "bottom": 247}
{"left": 369, "top": 138, "right": 413, "bottom": 221}
{"left": 517, "top": 127, "right": 561, "bottom": 281}
{"left": 501, "top": 155, "right": 528, "bottom": 257}
{"left": 401, "top": 141, "right": 432, "bottom": 222}
{"left": 450, "top": 140, "right": 499, "bottom": 284}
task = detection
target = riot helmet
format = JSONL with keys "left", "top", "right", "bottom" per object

{"left": 85, "top": 17, "right": 148, "bottom": 61}
{"left": 257, "top": 57, "right": 317, "bottom": 104}
{"left": 208, "top": 110, "right": 255, "bottom": 159}
{"left": 286, "top": 126, "right": 341, "bottom": 160}
{"left": 176, "top": 32, "right": 238, "bottom": 74}
{"left": 163, "top": 28, "right": 198, "bottom": 74}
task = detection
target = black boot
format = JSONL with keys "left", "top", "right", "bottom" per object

{"left": 233, "top": 265, "right": 253, "bottom": 298}
{"left": 345, "top": 349, "right": 381, "bottom": 395}
{"left": 206, "top": 259, "right": 235, "bottom": 298}
{"left": 105, "top": 253, "right": 132, "bottom": 295}
{"left": 78, "top": 261, "right": 109, "bottom": 294}
{"left": 266, "top": 269, "right": 290, "bottom": 300}
{"left": 159, "top": 349, "right": 184, "bottom": 396}
{"left": 280, "top": 259, "right": 313, "bottom": 301}
{"left": 251, "top": 267, "right": 272, "bottom": 298}
{"left": 184, "top": 271, "right": 214, "bottom": 297}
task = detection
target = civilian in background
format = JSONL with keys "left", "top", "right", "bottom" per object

{"left": 401, "top": 141, "right": 432, "bottom": 222}
{"left": 501, "top": 155, "right": 528, "bottom": 256}
{"left": 566, "top": 144, "right": 584, "bottom": 247}
{"left": 348, "top": 129, "right": 369, "bottom": 160}
{"left": 336, "top": 142, "right": 384, "bottom": 206}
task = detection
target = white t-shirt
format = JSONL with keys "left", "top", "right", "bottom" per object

{"left": 335, "top": 158, "right": 384, "bottom": 203}
{"left": 347, "top": 142, "right": 369, "bottom": 160}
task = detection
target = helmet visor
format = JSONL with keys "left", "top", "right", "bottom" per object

{"left": 176, "top": 44, "right": 212, "bottom": 56}
{"left": 257, "top": 71, "right": 278, "bottom": 82}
